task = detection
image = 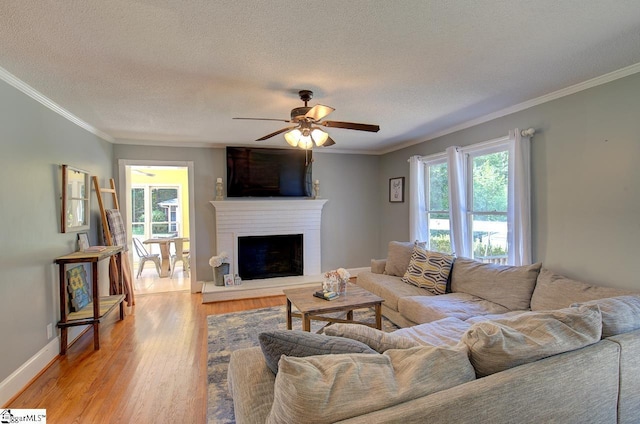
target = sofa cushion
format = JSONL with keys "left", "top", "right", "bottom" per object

{"left": 357, "top": 270, "right": 432, "bottom": 311}
{"left": 393, "top": 317, "right": 472, "bottom": 347}
{"left": 451, "top": 258, "right": 541, "bottom": 311}
{"left": 460, "top": 304, "right": 602, "bottom": 377}
{"left": 572, "top": 294, "right": 640, "bottom": 338}
{"left": 324, "top": 323, "right": 420, "bottom": 352}
{"left": 266, "top": 346, "right": 475, "bottom": 424}
{"left": 370, "top": 258, "right": 387, "bottom": 274}
{"left": 401, "top": 245, "right": 454, "bottom": 295}
{"left": 464, "top": 310, "right": 528, "bottom": 324}
{"left": 531, "top": 267, "right": 633, "bottom": 311}
{"left": 258, "top": 330, "right": 376, "bottom": 374}
{"left": 398, "top": 292, "right": 510, "bottom": 324}
{"left": 384, "top": 241, "right": 425, "bottom": 277}
{"left": 228, "top": 347, "right": 276, "bottom": 424}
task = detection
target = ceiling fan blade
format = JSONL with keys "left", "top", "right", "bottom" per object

{"left": 321, "top": 120, "right": 380, "bottom": 132}
{"left": 255, "top": 126, "right": 297, "bottom": 141}
{"left": 305, "top": 105, "right": 335, "bottom": 121}
{"left": 322, "top": 135, "right": 336, "bottom": 147}
{"left": 233, "top": 117, "right": 291, "bottom": 123}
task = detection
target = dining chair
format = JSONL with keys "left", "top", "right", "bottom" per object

{"left": 170, "top": 238, "right": 190, "bottom": 278}
{"left": 132, "top": 237, "right": 161, "bottom": 278}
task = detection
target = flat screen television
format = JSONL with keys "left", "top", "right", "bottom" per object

{"left": 226, "top": 147, "right": 312, "bottom": 197}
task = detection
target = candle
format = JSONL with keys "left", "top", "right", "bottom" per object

{"left": 217, "top": 177, "right": 222, "bottom": 183}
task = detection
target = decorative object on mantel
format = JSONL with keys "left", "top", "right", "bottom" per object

{"left": 313, "top": 179, "right": 320, "bottom": 199}
{"left": 209, "top": 252, "right": 230, "bottom": 286}
{"left": 323, "top": 268, "right": 350, "bottom": 296}
{"left": 389, "top": 176, "right": 405, "bottom": 203}
{"left": 215, "top": 177, "right": 224, "bottom": 200}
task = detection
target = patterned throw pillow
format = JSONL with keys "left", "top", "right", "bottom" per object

{"left": 67, "top": 265, "right": 91, "bottom": 312}
{"left": 401, "top": 245, "right": 454, "bottom": 295}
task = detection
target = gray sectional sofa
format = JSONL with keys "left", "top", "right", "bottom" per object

{"left": 227, "top": 242, "right": 640, "bottom": 423}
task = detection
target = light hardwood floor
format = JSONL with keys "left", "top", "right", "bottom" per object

{"left": 133, "top": 262, "right": 190, "bottom": 295}
{"left": 6, "top": 292, "right": 286, "bottom": 423}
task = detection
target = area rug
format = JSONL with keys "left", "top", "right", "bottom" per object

{"left": 207, "top": 305, "right": 398, "bottom": 423}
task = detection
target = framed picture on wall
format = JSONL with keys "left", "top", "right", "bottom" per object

{"left": 389, "top": 177, "right": 404, "bottom": 203}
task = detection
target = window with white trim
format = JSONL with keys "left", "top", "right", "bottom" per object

{"left": 423, "top": 155, "right": 452, "bottom": 254}
{"left": 466, "top": 146, "right": 509, "bottom": 264}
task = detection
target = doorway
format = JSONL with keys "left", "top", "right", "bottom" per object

{"left": 118, "top": 160, "right": 197, "bottom": 294}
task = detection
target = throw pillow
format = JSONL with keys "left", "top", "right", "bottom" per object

{"left": 324, "top": 323, "right": 420, "bottom": 352}
{"left": 531, "top": 267, "right": 633, "bottom": 311}
{"left": 460, "top": 304, "right": 602, "bottom": 377}
{"left": 266, "top": 346, "right": 475, "bottom": 424}
{"left": 401, "top": 245, "right": 454, "bottom": 294}
{"left": 571, "top": 294, "right": 640, "bottom": 338}
{"left": 384, "top": 241, "right": 425, "bottom": 277}
{"left": 451, "top": 258, "right": 542, "bottom": 311}
{"left": 66, "top": 265, "right": 91, "bottom": 312}
{"left": 258, "top": 330, "right": 376, "bottom": 374}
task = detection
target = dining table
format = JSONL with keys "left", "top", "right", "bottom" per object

{"left": 143, "top": 237, "right": 189, "bottom": 278}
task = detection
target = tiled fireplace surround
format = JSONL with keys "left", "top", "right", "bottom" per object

{"left": 205, "top": 199, "right": 328, "bottom": 301}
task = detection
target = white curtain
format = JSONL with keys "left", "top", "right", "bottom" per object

{"left": 446, "top": 146, "right": 471, "bottom": 258}
{"left": 507, "top": 129, "right": 532, "bottom": 265}
{"left": 409, "top": 155, "right": 428, "bottom": 243}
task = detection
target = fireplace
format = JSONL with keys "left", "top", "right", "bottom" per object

{"left": 237, "top": 234, "right": 303, "bottom": 280}
{"left": 210, "top": 199, "right": 327, "bottom": 280}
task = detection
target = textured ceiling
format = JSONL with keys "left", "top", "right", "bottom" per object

{"left": 1, "top": 1, "right": 640, "bottom": 153}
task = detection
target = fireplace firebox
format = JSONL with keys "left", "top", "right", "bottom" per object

{"left": 237, "top": 234, "right": 303, "bottom": 280}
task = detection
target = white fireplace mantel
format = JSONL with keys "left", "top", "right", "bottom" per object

{"left": 210, "top": 199, "right": 328, "bottom": 277}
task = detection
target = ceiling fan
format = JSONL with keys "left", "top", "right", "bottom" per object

{"left": 233, "top": 90, "right": 380, "bottom": 149}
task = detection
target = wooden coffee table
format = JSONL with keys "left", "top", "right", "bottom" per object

{"left": 283, "top": 283, "right": 384, "bottom": 332}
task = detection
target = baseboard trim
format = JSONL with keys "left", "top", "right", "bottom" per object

{"left": 0, "top": 338, "right": 59, "bottom": 406}
{"left": 0, "top": 325, "right": 89, "bottom": 406}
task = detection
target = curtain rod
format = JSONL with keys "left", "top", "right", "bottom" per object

{"left": 521, "top": 128, "right": 535, "bottom": 137}
{"left": 409, "top": 128, "right": 536, "bottom": 162}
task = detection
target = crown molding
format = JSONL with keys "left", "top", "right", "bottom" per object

{"left": 0, "top": 65, "right": 114, "bottom": 142}
{"left": 3, "top": 60, "right": 639, "bottom": 154}
{"left": 377, "top": 62, "right": 640, "bottom": 155}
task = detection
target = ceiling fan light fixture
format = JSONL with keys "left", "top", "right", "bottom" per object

{"left": 284, "top": 129, "right": 301, "bottom": 147}
{"left": 298, "top": 134, "right": 313, "bottom": 150}
{"left": 311, "top": 128, "right": 328, "bottom": 146}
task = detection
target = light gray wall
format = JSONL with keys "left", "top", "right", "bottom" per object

{"left": 111, "top": 147, "right": 381, "bottom": 280}
{"left": 0, "top": 80, "right": 114, "bottom": 383}
{"left": 379, "top": 72, "right": 640, "bottom": 290}
{"left": 112, "top": 144, "right": 225, "bottom": 281}
{"left": 312, "top": 152, "right": 381, "bottom": 270}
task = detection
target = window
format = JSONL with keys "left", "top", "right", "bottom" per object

{"left": 467, "top": 148, "right": 508, "bottom": 264}
{"left": 424, "top": 156, "right": 452, "bottom": 254}
{"left": 131, "top": 185, "right": 181, "bottom": 239}
{"left": 411, "top": 130, "right": 530, "bottom": 265}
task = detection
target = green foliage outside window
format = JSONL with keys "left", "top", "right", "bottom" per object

{"left": 472, "top": 151, "right": 508, "bottom": 216}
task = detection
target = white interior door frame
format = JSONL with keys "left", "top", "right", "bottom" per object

{"left": 118, "top": 159, "right": 199, "bottom": 293}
